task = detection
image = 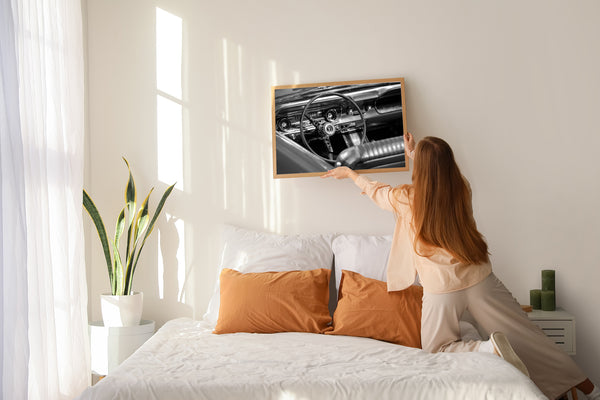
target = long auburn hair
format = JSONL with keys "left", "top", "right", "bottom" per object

{"left": 408, "top": 136, "right": 489, "bottom": 265}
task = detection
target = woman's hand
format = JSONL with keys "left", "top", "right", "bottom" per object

{"left": 321, "top": 166, "right": 358, "bottom": 180}
{"left": 405, "top": 132, "right": 416, "bottom": 159}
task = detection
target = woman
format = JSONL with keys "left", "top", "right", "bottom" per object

{"left": 322, "top": 133, "right": 598, "bottom": 400}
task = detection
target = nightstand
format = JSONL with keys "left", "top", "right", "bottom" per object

{"left": 527, "top": 308, "right": 576, "bottom": 355}
{"left": 89, "top": 319, "right": 155, "bottom": 376}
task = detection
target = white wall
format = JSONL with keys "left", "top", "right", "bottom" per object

{"left": 84, "top": 0, "right": 600, "bottom": 381}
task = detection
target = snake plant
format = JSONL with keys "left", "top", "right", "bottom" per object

{"left": 83, "top": 158, "right": 175, "bottom": 296}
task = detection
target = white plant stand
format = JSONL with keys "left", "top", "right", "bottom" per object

{"left": 89, "top": 319, "right": 155, "bottom": 376}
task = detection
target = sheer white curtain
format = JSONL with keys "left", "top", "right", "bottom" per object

{"left": 1, "top": 0, "right": 30, "bottom": 398}
{"left": 1, "top": 0, "right": 89, "bottom": 399}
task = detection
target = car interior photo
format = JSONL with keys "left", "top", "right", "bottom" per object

{"left": 273, "top": 80, "right": 406, "bottom": 176}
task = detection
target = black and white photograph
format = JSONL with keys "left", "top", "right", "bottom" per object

{"left": 272, "top": 78, "right": 408, "bottom": 178}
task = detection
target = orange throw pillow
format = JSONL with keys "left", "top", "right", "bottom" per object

{"left": 326, "top": 269, "right": 423, "bottom": 348}
{"left": 214, "top": 268, "right": 333, "bottom": 334}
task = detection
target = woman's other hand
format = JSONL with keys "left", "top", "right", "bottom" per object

{"left": 321, "top": 166, "right": 358, "bottom": 180}
{"left": 405, "top": 132, "right": 416, "bottom": 159}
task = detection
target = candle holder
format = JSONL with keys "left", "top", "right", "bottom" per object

{"left": 530, "top": 289, "right": 542, "bottom": 310}
{"left": 529, "top": 269, "right": 557, "bottom": 311}
{"left": 540, "top": 269, "right": 556, "bottom": 311}
{"left": 541, "top": 290, "right": 556, "bottom": 311}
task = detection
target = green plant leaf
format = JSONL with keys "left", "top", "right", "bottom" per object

{"left": 123, "top": 158, "right": 137, "bottom": 262}
{"left": 142, "top": 184, "right": 175, "bottom": 240}
{"left": 134, "top": 203, "right": 151, "bottom": 246}
{"left": 112, "top": 239, "right": 125, "bottom": 295}
{"left": 124, "top": 190, "right": 152, "bottom": 293}
{"left": 114, "top": 207, "right": 126, "bottom": 245}
{"left": 127, "top": 183, "right": 176, "bottom": 294}
{"left": 112, "top": 207, "right": 127, "bottom": 295}
{"left": 83, "top": 190, "right": 113, "bottom": 287}
{"left": 132, "top": 189, "right": 152, "bottom": 249}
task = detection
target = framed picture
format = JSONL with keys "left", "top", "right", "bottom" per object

{"left": 272, "top": 77, "right": 408, "bottom": 178}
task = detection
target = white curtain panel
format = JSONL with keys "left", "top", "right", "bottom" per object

{"left": 0, "top": 0, "right": 30, "bottom": 398}
{"left": 1, "top": 0, "right": 90, "bottom": 398}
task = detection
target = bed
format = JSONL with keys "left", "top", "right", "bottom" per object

{"left": 76, "top": 226, "right": 548, "bottom": 400}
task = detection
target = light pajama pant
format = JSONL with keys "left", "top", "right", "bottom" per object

{"left": 421, "top": 272, "right": 586, "bottom": 400}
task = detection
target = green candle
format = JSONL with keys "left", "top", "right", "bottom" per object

{"left": 530, "top": 289, "right": 542, "bottom": 310}
{"left": 541, "top": 269, "right": 555, "bottom": 291}
{"left": 541, "top": 290, "right": 556, "bottom": 311}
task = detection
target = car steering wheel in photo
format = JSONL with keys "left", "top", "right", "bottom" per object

{"left": 272, "top": 78, "right": 408, "bottom": 178}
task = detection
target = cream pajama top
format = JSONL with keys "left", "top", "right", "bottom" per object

{"left": 354, "top": 175, "right": 492, "bottom": 293}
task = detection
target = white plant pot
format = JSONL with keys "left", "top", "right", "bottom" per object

{"left": 100, "top": 292, "right": 143, "bottom": 327}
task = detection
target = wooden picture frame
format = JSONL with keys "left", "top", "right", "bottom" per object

{"left": 272, "top": 77, "right": 408, "bottom": 178}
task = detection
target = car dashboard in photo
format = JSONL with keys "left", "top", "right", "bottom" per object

{"left": 273, "top": 79, "right": 407, "bottom": 177}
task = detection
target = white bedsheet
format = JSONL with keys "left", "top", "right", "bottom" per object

{"left": 76, "top": 318, "right": 547, "bottom": 400}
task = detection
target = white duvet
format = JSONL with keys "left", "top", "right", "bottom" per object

{"left": 76, "top": 318, "right": 547, "bottom": 400}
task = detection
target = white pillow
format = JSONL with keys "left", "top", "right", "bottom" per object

{"left": 203, "top": 225, "right": 334, "bottom": 325}
{"left": 331, "top": 234, "right": 393, "bottom": 294}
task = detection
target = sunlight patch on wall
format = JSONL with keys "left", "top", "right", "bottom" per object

{"left": 221, "top": 125, "right": 229, "bottom": 210}
{"left": 156, "top": 95, "right": 183, "bottom": 188}
{"left": 156, "top": 8, "right": 182, "bottom": 99}
{"left": 221, "top": 38, "right": 230, "bottom": 210}
{"left": 237, "top": 44, "right": 244, "bottom": 97}
{"left": 261, "top": 154, "right": 282, "bottom": 233}
{"left": 156, "top": 7, "right": 186, "bottom": 301}
{"left": 222, "top": 38, "right": 230, "bottom": 121}
{"left": 269, "top": 59, "right": 277, "bottom": 85}
{"left": 156, "top": 7, "right": 183, "bottom": 191}
{"left": 241, "top": 156, "right": 247, "bottom": 217}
